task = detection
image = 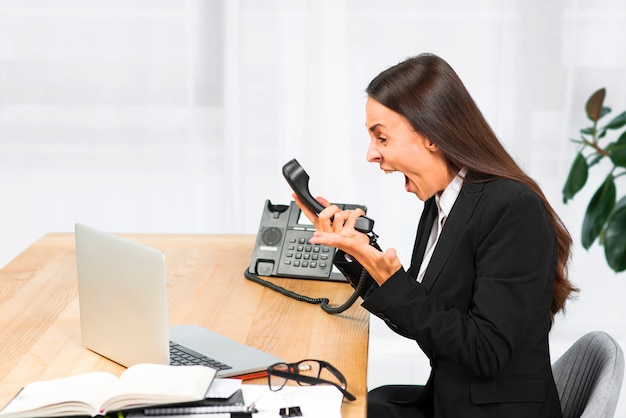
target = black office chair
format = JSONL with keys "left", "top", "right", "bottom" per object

{"left": 552, "top": 331, "right": 624, "bottom": 418}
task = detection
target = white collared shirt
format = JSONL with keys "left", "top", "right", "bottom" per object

{"left": 417, "top": 168, "right": 467, "bottom": 282}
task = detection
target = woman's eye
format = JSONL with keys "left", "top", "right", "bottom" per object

{"left": 377, "top": 136, "right": 387, "bottom": 143}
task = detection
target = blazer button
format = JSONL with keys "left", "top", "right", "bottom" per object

{"left": 383, "top": 318, "right": 399, "bottom": 330}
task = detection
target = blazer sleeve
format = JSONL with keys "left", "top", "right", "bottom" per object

{"left": 332, "top": 197, "right": 435, "bottom": 300}
{"left": 361, "top": 185, "right": 558, "bottom": 378}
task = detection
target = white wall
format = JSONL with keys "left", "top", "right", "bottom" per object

{"left": 1, "top": 0, "right": 625, "bottom": 415}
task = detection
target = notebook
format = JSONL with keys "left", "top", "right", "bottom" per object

{"left": 74, "top": 223, "right": 283, "bottom": 377}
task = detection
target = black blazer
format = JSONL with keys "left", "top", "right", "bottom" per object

{"left": 336, "top": 178, "right": 563, "bottom": 418}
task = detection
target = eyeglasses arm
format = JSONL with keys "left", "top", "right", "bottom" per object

{"left": 269, "top": 370, "right": 356, "bottom": 401}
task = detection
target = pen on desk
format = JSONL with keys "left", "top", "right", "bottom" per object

{"left": 234, "top": 370, "right": 268, "bottom": 380}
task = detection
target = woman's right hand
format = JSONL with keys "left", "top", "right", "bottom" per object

{"left": 292, "top": 193, "right": 369, "bottom": 245}
{"left": 292, "top": 193, "right": 401, "bottom": 285}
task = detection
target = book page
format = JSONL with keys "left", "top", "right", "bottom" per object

{"left": 0, "top": 372, "right": 117, "bottom": 417}
{"left": 102, "top": 364, "right": 216, "bottom": 412}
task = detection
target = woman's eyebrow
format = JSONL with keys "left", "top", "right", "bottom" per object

{"left": 368, "top": 123, "right": 382, "bottom": 133}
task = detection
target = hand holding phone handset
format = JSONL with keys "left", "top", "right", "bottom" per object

{"left": 284, "top": 159, "right": 382, "bottom": 313}
{"left": 282, "top": 159, "right": 377, "bottom": 240}
{"left": 246, "top": 159, "right": 380, "bottom": 314}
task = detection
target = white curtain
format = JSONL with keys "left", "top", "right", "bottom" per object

{"left": 1, "top": 0, "right": 626, "bottom": 412}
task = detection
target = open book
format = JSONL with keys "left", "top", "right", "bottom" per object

{"left": 0, "top": 363, "right": 216, "bottom": 418}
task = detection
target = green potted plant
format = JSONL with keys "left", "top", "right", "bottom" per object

{"left": 562, "top": 88, "right": 626, "bottom": 272}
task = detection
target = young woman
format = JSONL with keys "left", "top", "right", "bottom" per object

{"left": 293, "top": 53, "right": 576, "bottom": 418}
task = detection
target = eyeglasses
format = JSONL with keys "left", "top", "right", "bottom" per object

{"left": 267, "top": 359, "right": 356, "bottom": 401}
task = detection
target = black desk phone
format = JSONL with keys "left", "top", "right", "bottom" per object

{"left": 248, "top": 200, "right": 366, "bottom": 281}
{"left": 245, "top": 159, "right": 379, "bottom": 314}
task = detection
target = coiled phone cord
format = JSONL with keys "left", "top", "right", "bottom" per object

{"left": 243, "top": 268, "right": 370, "bottom": 314}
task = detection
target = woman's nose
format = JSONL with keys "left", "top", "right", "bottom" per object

{"left": 366, "top": 142, "right": 380, "bottom": 163}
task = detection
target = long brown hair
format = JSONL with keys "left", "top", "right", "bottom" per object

{"left": 366, "top": 53, "right": 576, "bottom": 322}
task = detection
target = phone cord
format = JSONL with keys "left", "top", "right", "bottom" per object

{"left": 243, "top": 268, "right": 370, "bottom": 314}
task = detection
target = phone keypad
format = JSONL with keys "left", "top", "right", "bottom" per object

{"left": 284, "top": 237, "right": 331, "bottom": 268}
{"left": 278, "top": 233, "right": 334, "bottom": 278}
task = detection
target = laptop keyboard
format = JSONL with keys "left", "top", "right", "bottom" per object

{"left": 169, "top": 341, "right": 233, "bottom": 371}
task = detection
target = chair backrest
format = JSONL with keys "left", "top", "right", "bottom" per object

{"left": 552, "top": 331, "right": 624, "bottom": 418}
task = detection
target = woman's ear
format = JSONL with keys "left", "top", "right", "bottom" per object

{"left": 424, "top": 139, "right": 439, "bottom": 152}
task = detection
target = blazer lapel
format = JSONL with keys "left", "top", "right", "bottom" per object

{"left": 421, "top": 182, "right": 485, "bottom": 291}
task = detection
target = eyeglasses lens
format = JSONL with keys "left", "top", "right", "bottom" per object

{"left": 295, "top": 360, "right": 321, "bottom": 385}
{"left": 269, "top": 363, "right": 289, "bottom": 391}
{"left": 298, "top": 360, "right": 345, "bottom": 389}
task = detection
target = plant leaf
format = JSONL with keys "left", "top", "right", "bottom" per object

{"left": 581, "top": 175, "right": 616, "bottom": 249}
{"left": 580, "top": 127, "right": 594, "bottom": 135}
{"left": 587, "top": 152, "right": 604, "bottom": 168}
{"left": 608, "top": 131, "right": 626, "bottom": 167}
{"left": 562, "top": 152, "right": 588, "bottom": 203}
{"left": 615, "top": 195, "right": 626, "bottom": 211}
{"left": 604, "top": 110, "right": 626, "bottom": 130}
{"left": 586, "top": 88, "right": 606, "bottom": 122}
{"left": 604, "top": 204, "right": 626, "bottom": 272}
{"left": 599, "top": 106, "right": 612, "bottom": 120}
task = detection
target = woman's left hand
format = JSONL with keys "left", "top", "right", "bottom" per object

{"left": 309, "top": 206, "right": 402, "bottom": 286}
{"left": 311, "top": 227, "right": 402, "bottom": 285}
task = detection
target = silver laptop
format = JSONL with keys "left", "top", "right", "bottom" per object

{"left": 74, "top": 223, "right": 282, "bottom": 377}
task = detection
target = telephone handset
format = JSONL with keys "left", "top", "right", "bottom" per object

{"left": 282, "top": 159, "right": 376, "bottom": 238}
{"left": 244, "top": 159, "right": 379, "bottom": 314}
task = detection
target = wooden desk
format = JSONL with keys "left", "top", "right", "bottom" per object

{"left": 0, "top": 233, "right": 368, "bottom": 417}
